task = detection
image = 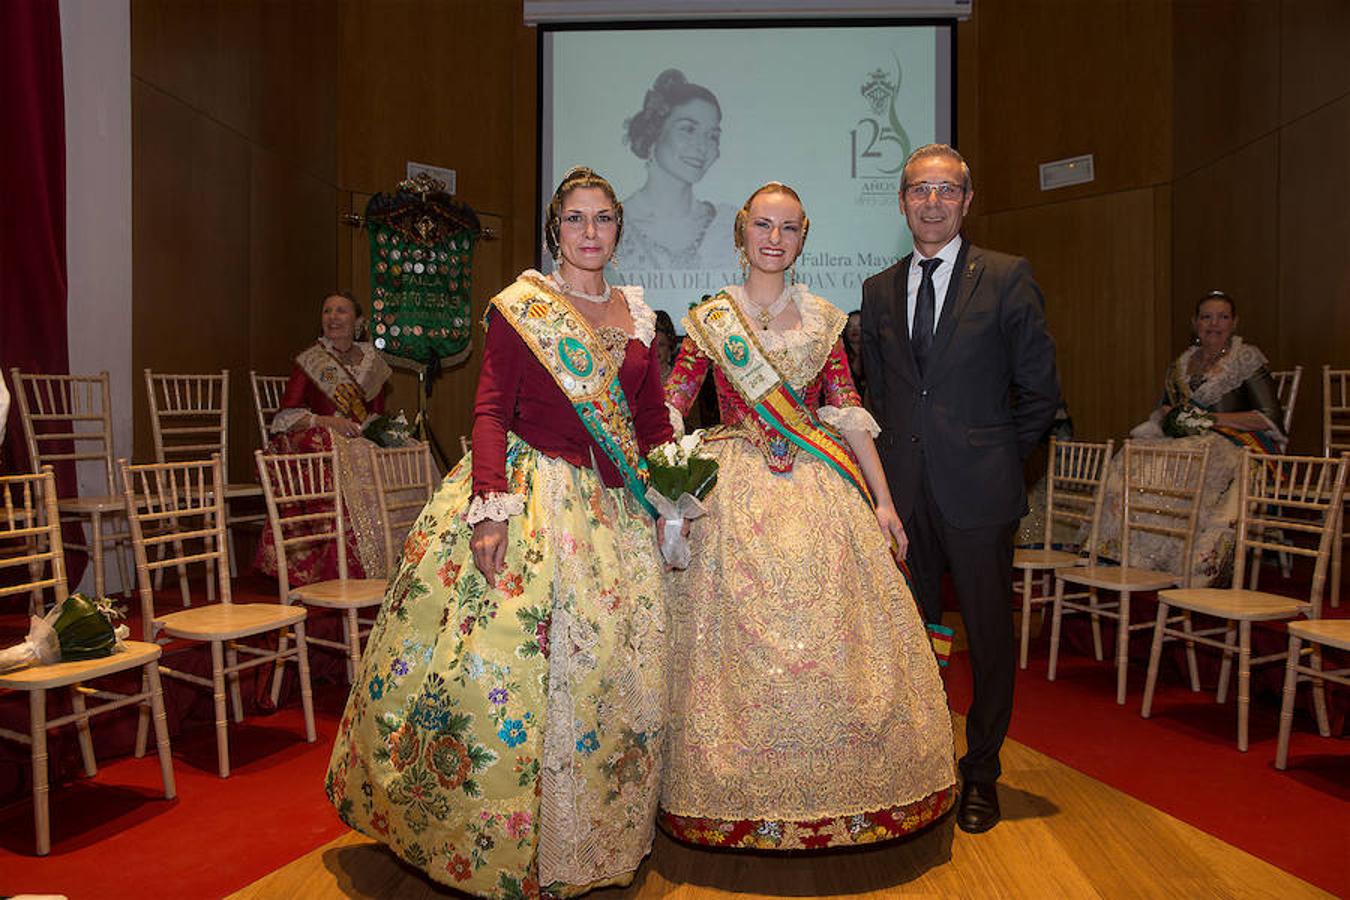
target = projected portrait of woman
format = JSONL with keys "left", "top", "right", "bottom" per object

{"left": 617, "top": 69, "right": 738, "bottom": 273}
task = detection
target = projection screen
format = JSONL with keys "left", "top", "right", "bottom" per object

{"left": 540, "top": 21, "right": 955, "bottom": 320}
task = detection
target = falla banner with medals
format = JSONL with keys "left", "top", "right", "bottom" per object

{"left": 364, "top": 173, "right": 480, "bottom": 370}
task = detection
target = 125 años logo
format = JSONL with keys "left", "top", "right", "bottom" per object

{"left": 851, "top": 61, "right": 912, "bottom": 179}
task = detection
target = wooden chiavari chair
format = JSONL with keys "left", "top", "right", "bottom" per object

{"left": 0, "top": 467, "right": 174, "bottom": 854}
{"left": 255, "top": 447, "right": 386, "bottom": 699}
{"left": 1013, "top": 438, "right": 1113, "bottom": 669}
{"left": 1271, "top": 366, "right": 1302, "bottom": 438}
{"left": 145, "top": 369, "right": 266, "bottom": 578}
{"left": 1048, "top": 441, "right": 1211, "bottom": 705}
{"left": 121, "top": 455, "right": 315, "bottom": 777}
{"left": 1142, "top": 452, "right": 1347, "bottom": 751}
{"left": 373, "top": 442, "right": 439, "bottom": 575}
{"left": 1323, "top": 367, "right": 1350, "bottom": 609}
{"left": 249, "top": 371, "right": 289, "bottom": 447}
{"left": 1276, "top": 618, "right": 1350, "bottom": 769}
{"left": 9, "top": 369, "right": 129, "bottom": 597}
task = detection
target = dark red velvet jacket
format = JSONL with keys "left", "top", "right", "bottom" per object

{"left": 471, "top": 312, "right": 673, "bottom": 496}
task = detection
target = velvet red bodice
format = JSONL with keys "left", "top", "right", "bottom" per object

{"left": 471, "top": 312, "right": 673, "bottom": 495}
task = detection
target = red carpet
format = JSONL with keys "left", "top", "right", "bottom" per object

{"left": 944, "top": 619, "right": 1349, "bottom": 896}
{"left": 0, "top": 680, "right": 352, "bottom": 900}
{"left": 1, "top": 574, "right": 1346, "bottom": 898}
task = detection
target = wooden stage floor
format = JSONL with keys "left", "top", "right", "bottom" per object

{"left": 228, "top": 714, "right": 1330, "bottom": 899}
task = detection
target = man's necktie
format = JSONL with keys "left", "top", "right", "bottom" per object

{"left": 912, "top": 257, "right": 941, "bottom": 374}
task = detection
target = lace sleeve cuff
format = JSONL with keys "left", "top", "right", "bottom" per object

{"left": 818, "top": 405, "right": 880, "bottom": 437}
{"left": 666, "top": 402, "right": 686, "bottom": 441}
{"left": 466, "top": 492, "right": 526, "bottom": 525}
{"left": 270, "top": 407, "right": 313, "bottom": 435}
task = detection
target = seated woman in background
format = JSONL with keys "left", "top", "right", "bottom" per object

{"left": 255, "top": 290, "right": 394, "bottom": 583}
{"left": 1096, "top": 290, "right": 1285, "bottom": 585}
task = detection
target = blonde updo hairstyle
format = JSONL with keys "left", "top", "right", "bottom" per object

{"left": 733, "top": 182, "right": 811, "bottom": 263}
{"left": 544, "top": 166, "right": 624, "bottom": 262}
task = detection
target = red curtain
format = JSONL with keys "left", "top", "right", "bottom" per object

{"left": 0, "top": 0, "right": 86, "bottom": 586}
{"left": 1, "top": 0, "right": 70, "bottom": 473}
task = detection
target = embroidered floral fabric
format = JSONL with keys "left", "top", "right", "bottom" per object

{"left": 326, "top": 436, "right": 667, "bottom": 898}
{"left": 659, "top": 290, "right": 955, "bottom": 849}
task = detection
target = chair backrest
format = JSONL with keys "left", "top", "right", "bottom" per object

{"left": 372, "top": 443, "right": 438, "bottom": 574}
{"left": 250, "top": 372, "right": 289, "bottom": 447}
{"left": 1042, "top": 437, "right": 1114, "bottom": 553}
{"left": 145, "top": 369, "right": 231, "bottom": 480}
{"left": 8, "top": 369, "right": 115, "bottom": 494}
{"left": 0, "top": 467, "right": 67, "bottom": 608}
{"left": 1117, "top": 440, "right": 1211, "bottom": 586}
{"left": 120, "top": 455, "right": 231, "bottom": 641}
{"left": 255, "top": 447, "right": 348, "bottom": 599}
{"left": 1271, "top": 366, "right": 1301, "bottom": 437}
{"left": 1325, "top": 366, "right": 1350, "bottom": 457}
{"left": 1233, "top": 451, "right": 1348, "bottom": 617}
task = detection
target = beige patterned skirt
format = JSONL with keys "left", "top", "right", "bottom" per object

{"left": 661, "top": 438, "right": 956, "bottom": 850}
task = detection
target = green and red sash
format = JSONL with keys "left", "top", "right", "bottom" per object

{"left": 1211, "top": 425, "right": 1281, "bottom": 455}
{"left": 489, "top": 276, "right": 656, "bottom": 517}
{"left": 686, "top": 291, "right": 874, "bottom": 508}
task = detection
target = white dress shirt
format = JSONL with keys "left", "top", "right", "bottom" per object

{"left": 905, "top": 236, "right": 964, "bottom": 337}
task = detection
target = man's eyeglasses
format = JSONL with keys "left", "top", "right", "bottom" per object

{"left": 903, "top": 182, "right": 966, "bottom": 202}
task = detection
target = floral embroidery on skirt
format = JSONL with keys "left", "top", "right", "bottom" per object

{"left": 326, "top": 436, "right": 667, "bottom": 897}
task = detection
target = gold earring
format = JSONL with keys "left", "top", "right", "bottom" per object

{"left": 787, "top": 262, "right": 797, "bottom": 286}
{"left": 737, "top": 246, "right": 749, "bottom": 280}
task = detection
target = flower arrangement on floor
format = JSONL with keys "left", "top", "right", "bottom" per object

{"left": 0, "top": 594, "right": 129, "bottom": 673}
{"left": 645, "top": 431, "right": 719, "bottom": 569}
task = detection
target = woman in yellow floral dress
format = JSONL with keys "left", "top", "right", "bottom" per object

{"left": 325, "top": 168, "right": 673, "bottom": 898}
{"left": 661, "top": 183, "right": 956, "bottom": 850}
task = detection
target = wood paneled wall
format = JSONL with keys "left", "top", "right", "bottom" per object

{"left": 958, "top": 1, "right": 1174, "bottom": 442}
{"left": 1173, "top": 0, "right": 1350, "bottom": 453}
{"left": 131, "top": 1, "right": 1349, "bottom": 469}
{"left": 335, "top": 0, "right": 536, "bottom": 460}
{"left": 131, "top": 0, "right": 340, "bottom": 481}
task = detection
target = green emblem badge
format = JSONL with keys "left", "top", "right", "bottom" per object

{"left": 723, "top": 335, "right": 751, "bottom": 368}
{"left": 558, "top": 337, "right": 594, "bottom": 377}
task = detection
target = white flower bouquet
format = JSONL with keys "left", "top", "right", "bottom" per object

{"left": 363, "top": 409, "right": 414, "bottom": 447}
{"left": 1162, "top": 403, "right": 1215, "bottom": 437}
{"left": 0, "top": 594, "right": 130, "bottom": 674}
{"left": 645, "top": 431, "right": 719, "bottom": 569}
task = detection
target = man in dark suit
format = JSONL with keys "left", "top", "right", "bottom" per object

{"left": 861, "top": 144, "right": 1060, "bottom": 834}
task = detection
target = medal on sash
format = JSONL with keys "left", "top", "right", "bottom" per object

{"left": 489, "top": 277, "right": 657, "bottom": 517}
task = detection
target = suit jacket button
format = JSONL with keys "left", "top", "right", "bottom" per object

{"left": 920, "top": 389, "right": 929, "bottom": 397}
{"left": 910, "top": 435, "right": 920, "bottom": 443}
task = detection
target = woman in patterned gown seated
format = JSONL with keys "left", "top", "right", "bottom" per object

{"left": 659, "top": 182, "right": 956, "bottom": 851}
{"left": 325, "top": 168, "right": 674, "bottom": 898}
{"left": 1096, "top": 290, "right": 1285, "bottom": 586}
{"left": 255, "top": 290, "right": 393, "bottom": 582}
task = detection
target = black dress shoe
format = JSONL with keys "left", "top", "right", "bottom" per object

{"left": 957, "top": 780, "right": 1001, "bottom": 833}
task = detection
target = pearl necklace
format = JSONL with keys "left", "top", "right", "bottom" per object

{"left": 552, "top": 271, "right": 611, "bottom": 304}
{"left": 739, "top": 284, "right": 795, "bottom": 330}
